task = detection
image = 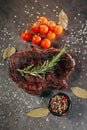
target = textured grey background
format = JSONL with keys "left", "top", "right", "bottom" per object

{"left": 0, "top": 0, "right": 87, "bottom": 130}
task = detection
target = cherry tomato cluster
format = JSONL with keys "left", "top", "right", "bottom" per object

{"left": 21, "top": 16, "right": 63, "bottom": 49}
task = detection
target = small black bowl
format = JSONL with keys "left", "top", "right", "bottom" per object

{"left": 48, "top": 92, "right": 71, "bottom": 116}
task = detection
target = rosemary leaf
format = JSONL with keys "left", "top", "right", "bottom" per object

{"left": 23, "top": 64, "right": 34, "bottom": 71}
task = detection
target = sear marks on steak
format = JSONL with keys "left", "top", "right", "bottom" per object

{"left": 9, "top": 47, "right": 75, "bottom": 95}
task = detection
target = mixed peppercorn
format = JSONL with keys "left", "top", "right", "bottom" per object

{"left": 48, "top": 93, "right": 71, "bottom": 116}
{"left": 21, "top": 16, "right": 63, "bottom": 49}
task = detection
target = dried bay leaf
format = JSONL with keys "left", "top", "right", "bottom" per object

{"left": 27, "top": 108, "right": 50, "bottom": 118}
{"left": 3, "top": 47, "right": 16, "bottom": 60}
{"left": 59, "top": 9, "right": 68, "bottom": 30}
{"left": 71, "top": 87, "right": 87, "bottom": 99}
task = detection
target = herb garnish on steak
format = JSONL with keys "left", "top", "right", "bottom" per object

{"left": 17, "top": 46, "right": 66, "bottom": 78}
{"left": 9, "top": 47, "right": 75, "bottom": 95}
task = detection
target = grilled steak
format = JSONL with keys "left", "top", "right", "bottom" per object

{"left": 9, "top": 48, "right": 75, "bottom": 95}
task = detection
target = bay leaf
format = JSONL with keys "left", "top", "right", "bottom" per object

{"left": 27, "top": 108, "right": 50, "bottom": 118}
{"left": 58, "top": 9, "right": 68, "bottom": 30}
{"left": 71, "top": 87, "right": 87, "bottom": 99}
{"left": 3, "top": 47, "right": 16, "bottom": 60}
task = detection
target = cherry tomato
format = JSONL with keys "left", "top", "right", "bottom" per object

{"left": 47, "top": 31, "right": 56, "bottom": 40}
{"left": 21, "top": 30, "right": 31, "bottom": 41}
{"left": 38, "top": 16, "right": 48, "bottom": 25}
{"left": 41, "top": 38, "right": 51, "bottom": 49}
{"left": 54, "top": 25, "right": 63, "bottom": 35}
{"left": 32, "top": 34, "right": 41, "bottom": 45}
{"left": 40, "top": 25, "right": 48, "bottom": 34}
{"left": 31, "top": 23, "right": 40, "bottom": 33}
{"left": 47, "top": 21, "right": 56, "bottom": 31}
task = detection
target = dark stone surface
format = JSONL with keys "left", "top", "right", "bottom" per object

{"left": 0, "top": 0, "right": 87, "bottom": 130}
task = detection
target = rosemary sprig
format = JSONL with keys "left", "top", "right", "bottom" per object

{"left": 17, "top": 46, "right": 66, "bottom": 78}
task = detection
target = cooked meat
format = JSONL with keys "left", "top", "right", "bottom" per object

{"left": 9, "top": 47, "right": 75, "bottom": 95}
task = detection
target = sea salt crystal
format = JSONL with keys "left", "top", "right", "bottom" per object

{"left": 32, "top": 7, "right": 34, "bottom": 9}
{"left": 85, "top": 41, "right": 87, "bottom": 44}
{"left": 63, "top": 126, "right": 66, "bottom": 129}
{"left": 46, "top": 117, "right": 49, "bottom": 122}
{"left": 79, "top": 21, "right": 82, "bottom": 23}
{"left": 22, "top": 23, "right": 25, "bottom": 26}
{"left": 31, "top": 14, "right": 34, "bottom": 16}
{"left": 83, "top": 57, "right": 86, "bottom": 60}
{"left": 37, "top": 16, "right": 39, "bottom": 18}
{"left": 78, "top": 13, "right": 80, "bottom": 16}
{"left": 56, "top": 6, "right": 58, "bottom": 8}
{"left": 46, "top": 4, "right": 48, "bottom": 7}
{"left": 14, "top": 15, "right": 17, "bottom": 18}
{"left": 78, "top": 113, "right": 82, "bottom": 116}
{"left": 35, "top": 0, "right": 38, "bottom": 3}
{"left": 36, "top": 100, "right": 40, "bottom": 104}
{"left": 26, "top": 12, "right": 29, "bottom": 14}
{"left": 53, "top": 9, "right": 56, "bottom": 12}
{"left": 56, "top": 12, "right": 59, "bottom": 14}
{"left": 80, "top": 75, "right": 83, "bottom": 79}
{"left": 43, "top": 12, "right": 46, "bottom": 15}
{"left": 86, "top": 73, "right": 87, "bottom": 76}
{"left": 74, "top": 17, "right": 77, "bottom": 20}
{"left": 25, "top": 5, "right": 27, "bottom": 8}
{"left": 56, "top": 14, "right": 58, "bottom": 17}
{"left": 36, "top": 12, "right": 40, "bottom": 15}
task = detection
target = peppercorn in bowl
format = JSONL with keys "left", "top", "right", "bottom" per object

{"left": 48, "top": 92, "right": 71, "bottom": 116}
